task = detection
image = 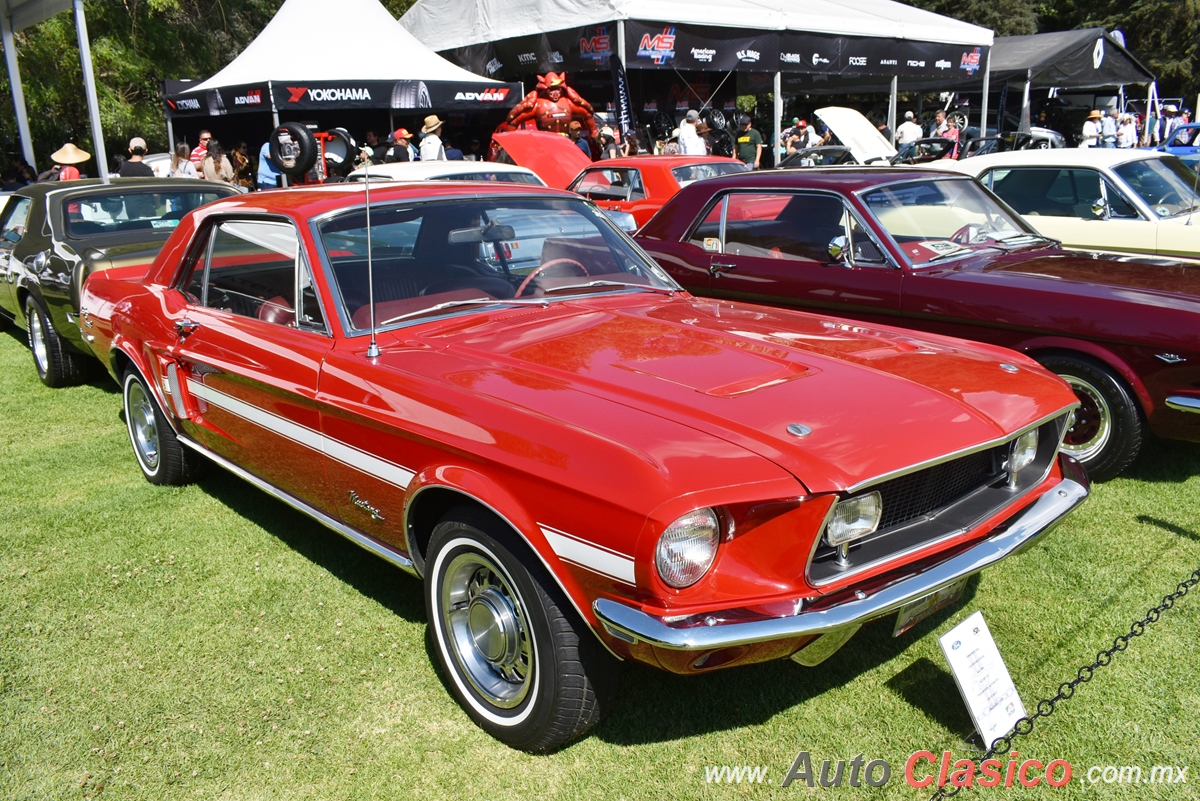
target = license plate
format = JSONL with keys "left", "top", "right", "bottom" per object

{"left": 893, "top": 578, "right": 968, "bottom": 637}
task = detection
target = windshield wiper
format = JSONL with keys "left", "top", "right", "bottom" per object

{"left": 378, "top": 297, "right": 547, "bottom": 326}
{"left": 538, "top": 280, "right": 678, "bottom": 296}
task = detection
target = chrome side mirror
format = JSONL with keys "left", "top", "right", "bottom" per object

{"left": 1090, "top": 199, "right": 1110, "bottom": 220}
{"left": 828, "top": 235, "right": 848, "bottom": 263}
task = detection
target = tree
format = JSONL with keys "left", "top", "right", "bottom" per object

{"left": 907, "top": 0, "right": 1039, "bottom": 37}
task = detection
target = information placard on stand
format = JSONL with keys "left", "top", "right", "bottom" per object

{"left": 939, "top": 611, "right": 1026, "bottom": 748}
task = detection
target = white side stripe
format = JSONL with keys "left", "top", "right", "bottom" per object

{"left": 186, "top": 379, "right": 415, "bottom": 489}
{"left": 540, "top": 525, "right": 636, "bottom": 585}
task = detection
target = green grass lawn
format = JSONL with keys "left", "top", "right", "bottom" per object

{"left": 1, "top": 326, "right": 1198, "bottom": 800}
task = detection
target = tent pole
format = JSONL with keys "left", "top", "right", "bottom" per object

{"left": 888, "top": 75, "right": 897, "bottom": 146}
{"left": 271, "top": 83, "right": 286, "bottom": 188}
{"left": 979, "top": 49, "right": 991, "bottom": 137}
{"left": 617, "top": 20, "right": 626, "bottom": 71}
{"left": 774, "top": 71, "right": 782, "bottom": 166}
{"left": 73, "top": 0, "right": 108, "bottom": 182}
{"left": 1, "top": 9, "right": 36, "bottom": 169}
{"left": 1018, "top": 69, "right": 1031, "bottom": 134}
{"left": 166, "top": 116, "right": 175, "bottom": 155}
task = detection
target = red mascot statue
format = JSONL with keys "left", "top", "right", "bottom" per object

{"left": 496, "top": 72, "right": 600, "bottom": 139}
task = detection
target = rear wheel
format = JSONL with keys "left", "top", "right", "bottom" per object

{"left": 1036, "top": 354, "right": 1144, "bottom": 481}
{"left": 425, "top": 508, "right": 618, "bottom": 752}
{"left": 122, "top": 369, "right": 201, "bottom": 486}
{"left": 26, "top": 296, "right": 87, "bottom": 388}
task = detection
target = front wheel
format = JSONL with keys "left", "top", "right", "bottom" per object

{"left": 122, "top": 369, "right": 201, "bottom": 486}
{"left": 1036, "top": 354, "right": 1144, "bottom": 481}
{"left": 425, "top": 508, "right": 618, "bottom": 752}
{"left": 26, "top": 296, "right": 88, "bottom": 388}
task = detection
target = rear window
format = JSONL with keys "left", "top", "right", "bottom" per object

{"left": 63, "top": 189, "right": 229, "bottom": 238}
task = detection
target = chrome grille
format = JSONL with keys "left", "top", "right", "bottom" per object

{"left": 874, "top": 448, "right": 1001, "bottom": 532}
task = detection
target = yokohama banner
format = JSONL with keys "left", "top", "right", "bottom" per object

{"left": 163, "top": 79, "right": 523, "bottom": 117}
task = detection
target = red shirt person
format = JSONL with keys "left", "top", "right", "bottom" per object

{"left": 190, "top": 130, "right": 211, "bottom": 169}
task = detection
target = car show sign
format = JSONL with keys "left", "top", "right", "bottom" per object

{"left": 939, "top": 612, "right": 1027, "bottom": 749}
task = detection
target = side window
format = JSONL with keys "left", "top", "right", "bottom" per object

{"left": 1043, "top": 169, "right": 1102, "bottom": 217}
{"left": 718, "top": 193, "right": 845, "bottom": 262}
{"left": 1103, "top": 179, "right": 1139, "bottom": 219}
{"left": 0, "top": 197, "right": 32, "bottom": 246}
{"left": 178, "top": 219, "right": 301, "bottom": 325}
{"left": 986, "top": 168, "right": 1058, "bottom": 216}
{"left": 687, "top": 197, "right": 725, "bottom": 251}
{"left": 572, "top": 168, "right": 645, "bottom": 201}
{"left": 848, "top": 216, "right": 887, "bottom": 264}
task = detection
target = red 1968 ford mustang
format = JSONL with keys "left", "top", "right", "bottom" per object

{"left": 80, "top": 182, "right": 1086, "bottom": 751}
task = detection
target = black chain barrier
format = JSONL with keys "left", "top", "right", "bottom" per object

{"left": 929, "top": 566, "right": 1200, "bottom": 801}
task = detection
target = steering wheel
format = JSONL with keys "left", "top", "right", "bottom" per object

{"left": 950, "top": 223, "right": 985, "bottom": 245}
{"left": 1156, "top": 190, "right": 1183, "bottom": 206}
{"left": 516, "top": 258, "right": 590, "bottom": 296}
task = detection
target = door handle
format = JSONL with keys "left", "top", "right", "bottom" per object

{"left": 709, "top": 262, "right": 737, "bottom": 277}
{"left": 174, "top": 319, "right": 200, "bottom": 338}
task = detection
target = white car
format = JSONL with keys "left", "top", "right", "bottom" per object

{"left": 347, "top": 161, "right": 545, "bottom": 185}
{"left": 926, "top": 149, "right": 1200, "bottom": 258}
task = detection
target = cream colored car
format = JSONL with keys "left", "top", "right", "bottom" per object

{"left": 926, "top": 149, "right": 1200, "bottom": 258}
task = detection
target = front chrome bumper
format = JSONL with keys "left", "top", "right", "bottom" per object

{"left": 594, "top": 461, "right": 1088, "bottom": 651}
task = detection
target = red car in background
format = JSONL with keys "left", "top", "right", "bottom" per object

{"left": 636, "top": 167, "right": 1200, "bottom": 480}
{"left": 79, "top": 181, "right": 1085, "bottom": 751}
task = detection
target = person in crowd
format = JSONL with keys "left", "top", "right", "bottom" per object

{"left": 599, "top": 127, "right": 621, "bottom": 160}
{"left": 171, "top": 141, "right": 199, "bottom": 178}
{"left": 694, "top": 120, "right": 712, "bottom": 155}
{"left": 621, "top": 130, "right": 641, "bottom": 157}
{"left": 445, "top": 134, "right": 464, "bottom": 161}
{"left": 419, "top": 115, "right": 447, "bottom": 161}
{"left": 190, "top": 130, "right": 210, "bottom": 167}
{"left": 463, "top": 137, "right": 482, "bottom": 161}
{"left": 876, "top": 119, "right": 893, "bottom": 144}
{"left": 1116, "top": 114, "right": 1138, "bottom": 148}
{"left": 782, "top": 117, "right": 802, "bottom": 141}
{"left": 1, "top": 155, "right": 35, "bottom": 189}
{"left": 930, "top": 109, "right": 948, "bottom": 138}
{"left": 40, "top": 143, "right": 90, "bottom": 181}
{"left": 897, "top": 111, "right": 924, "bottom": 145}
{"left": 939, "top": 115, "right": 960, "bottom": 159}
{"left": 201, "top": 138, "right": 236, "bottom": 184}
{"left": 1080, "top": 110, "right": 1102, "bottom": 148}
{"left": 230, "top": 140, "right": 255, "bottom": 189}
{"left": 384, "top": 128, "right": 415, "bottom": 162}
{"left": 118, "top": 137, "right": 155, "bottom": 177}
{"left": 568, "top": 120, "right": 591, "bottom": 159}
{"left": 735, "top": 115, "right": 762, "bottom": 169}
{"left": 362, "top": 130, "right": 384, "bottom": 164}
{"left": 662, "top": 128, "right": 681, "bottom": 155}
{"left": 1100, "top": 110, "right": 1118, "bottom": 148}
{"left": 257, "top": 140, "right": 280, "bottom": 188}
{"left": 679, "top": 110, "right": 705, "bottom": 156}
{"left": 1162, "top": 104, "right": 1183, "bottom": 143}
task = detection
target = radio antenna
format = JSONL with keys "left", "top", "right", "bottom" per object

{"left": 364, "top": 164, "right": 381, "bottom": 358}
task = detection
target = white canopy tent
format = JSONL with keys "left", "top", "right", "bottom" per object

{"left": 166, "top": 0, "right": 517, "bottom": 144}
{"left": 401, "top": 0, "right": 993, "bottom": 154}
{"left": 1, "top": 0, "right": 107, "bottom": 177}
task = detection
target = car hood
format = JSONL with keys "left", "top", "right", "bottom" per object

{"left": 816, "top": 106, "right": 897, "bottom": 164}
{"left": 492, "top": 130, "right": 592, "bottom": 189}
{"left": 374, "top": 295, "right": 1073, "bottom": 493}
{"left": 963, "top": 247, "right": 1200, "bottom": 294}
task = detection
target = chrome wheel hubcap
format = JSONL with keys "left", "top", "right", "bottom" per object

{"left": 442, "top": 552, "right": 531, "bottom": 708}
{"left": 127, "top": 380, "right": 160, "bottom": 471}
{"left": 1061, "top": 375, "right": 1112, "bottom": 461}
{"left": 28, "top": 310, "right": 48, "bottom": 374}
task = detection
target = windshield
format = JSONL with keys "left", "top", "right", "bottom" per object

{"left": 1112, "top": 156, "right": 1200, "bottom": 217}
{"left": 670, "top": 161, "right": 750, "bottom": 186}
{"left": 859, "top": 178, "right": 1035, "bottom": 264}
{"left": 62, "top": 189, "right": 229, "bottom": 239}
{"left": 317, "top": 196, "right": 677, "bottom": 332}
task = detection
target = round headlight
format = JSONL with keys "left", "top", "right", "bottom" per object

{"left": 1009, "top": 429, "right": 1039, "bottom": 475}
{"left": 655, "top": 508, "right": 720, "bottom": 589}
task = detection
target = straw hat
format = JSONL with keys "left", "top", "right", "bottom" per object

{"left": 695, "top": 120, "right": 712, "bottom": 135}
{"left": 421, "top": 115, "right": 444, "bottom": 134}
{"left": 51, "top": 142, "right": 90, "bottom": 165}
{"left": 1087, "top": 110, "right": 1102, "bottom": 120}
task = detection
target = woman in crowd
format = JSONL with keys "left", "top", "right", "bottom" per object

{"left": 939, "top": 115, "right": 960, "bottom": 160}
{"left": 201, "top": 139, "right": 236, "bottom": 185}
{"left": 230, "top": 141, "right": 255, "bottom": 190}
{"left": 170, "top": 141, "right": 198, "bottom": 178}
{"left": 599, "top": 127, "right": 621, "bottom": 160}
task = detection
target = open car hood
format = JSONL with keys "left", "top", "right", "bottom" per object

{"left": 816, "top": 106, "right": 897, "bottom": 165}
{"left": 492, "top": 130, "right": 592, "bottom": 189}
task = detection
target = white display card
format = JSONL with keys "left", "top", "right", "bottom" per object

{"left": 938, "top": 611, "right": 1026, "bottom": 748}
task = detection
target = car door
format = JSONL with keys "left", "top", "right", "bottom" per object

{"left": 982, "top": 167, "right": 1153, "bottom": 255}
{"left": 0, "top": 196, "right": 32, "bottom": 319}
{"left": 571, "top": 167, "right": 647, "bottom": 220}
{"left": 679, "top": 190, "right": 904, "bottom": 323}
{"left": 168, "top": 217, "right": 337, "bottom": 511}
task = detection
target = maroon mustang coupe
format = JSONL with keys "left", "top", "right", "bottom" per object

{"left": 636, "top": 167, "right": 1200, "bottom": 481}
{"left": 79, "top": 181, "right": 1086, "bottom": 751}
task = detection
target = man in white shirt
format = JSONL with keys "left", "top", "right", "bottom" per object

{"left": 678, "top": 110, "right": 706, "bottom": 156}
{"left": 419, "top": 115, "right": 447, "bottom": 161}
{"left": 897, "top": 111, "right": 924, "bottom": 145}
